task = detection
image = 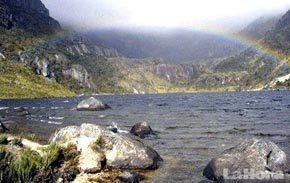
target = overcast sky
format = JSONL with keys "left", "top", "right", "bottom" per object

{"left": 42, "top": 0, "right": 290, "bottom": 32}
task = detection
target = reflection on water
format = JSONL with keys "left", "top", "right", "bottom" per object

{"left": 1, "top": 91, "right": 290, "bottom": 182}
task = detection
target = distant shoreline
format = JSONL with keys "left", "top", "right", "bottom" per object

{"left": 1, "top": 88, "right": 289, "bottom": 100}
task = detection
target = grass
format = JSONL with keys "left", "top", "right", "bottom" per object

{"left": 25, "top": 134, "right": 38, "bottom": 142}
{"left": 12, "top": 149, "right": 42, "bottom": 183}
{"left": 0, "top": 135, "right": 8, "bottom": 145}
{"left": 0, "top": 138, "right": 82, "bottom": 183}
{"left": 41, "top": 143, "right": 62, "bottom": 169}
{"left": 0, "top": 60, "right": 75, "bottom": 99}
{"left": 0, "top": 146, "right": 6, "bottom": 160}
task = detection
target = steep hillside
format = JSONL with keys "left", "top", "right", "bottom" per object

{"left": 0, "top": 59, "right": 74, "bottom": 99}
{"left": 0, "top": 0, "right": 123, "bottom": 96}
{"left": 265, "top": 10, "right": 290, "bottom": 54}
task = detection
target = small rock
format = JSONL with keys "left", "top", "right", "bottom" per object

{"left": 203, "top": 138, "right": 288, "bottom": 182}
{"left": 14, "top": 107, "right": 30, "bottom": 116}
{"left": 0, "top": 52, "right": 5, "bottom": 60}
{"left": 77, "top": 97, "right": 111, "bottom": 111}
{"left": 117, "top": 172, "right": 141, "bottom": 183}
{"left": 107, "top": 126, "right": 118, "bottom": 133}
{"left": 130, "top": 122, "right": 155, "bottom": 138}
{"left": 0, "top": 121, "right": 9, "bottom": 133}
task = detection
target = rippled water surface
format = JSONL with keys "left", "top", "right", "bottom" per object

{"left": 1, "top": 91, "right": 290, "bottom": 182}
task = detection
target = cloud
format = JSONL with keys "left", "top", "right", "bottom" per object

{"left": 42, "top": 0, "right": 290, "bottom": 31}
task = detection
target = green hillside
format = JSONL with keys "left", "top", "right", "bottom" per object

{"left": 0, "top": 59, "right": 75, "bottom": 99}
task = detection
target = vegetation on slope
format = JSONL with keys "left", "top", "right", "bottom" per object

{"left": 0, "top": 59, "right": 75, "bottom": 99}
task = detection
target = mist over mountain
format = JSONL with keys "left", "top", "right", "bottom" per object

{"left": 240, "top": 15, "right": 281, "bottom": 40}
{"left": 265, "top": 10, "right": 290, "bottom": 54}
{"left": 81, "top": 29, "right": 246, "bottom": 63}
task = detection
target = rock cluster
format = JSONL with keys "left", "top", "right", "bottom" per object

{"left": 50, "top": 123, "right": 163, "bottom": 173}
{"left": 0, "top": 123, "right": 162, "bottom": 182}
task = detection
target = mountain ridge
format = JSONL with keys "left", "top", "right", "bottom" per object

{"left": 1, "top": 0, "right": 290, "bottom": 97}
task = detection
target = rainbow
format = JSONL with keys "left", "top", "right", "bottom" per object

{"left": 230, "top": 33, "right": 289, "bottom": 62}
{"left": 20, "top": 26, "right": 289, "bottom": 65}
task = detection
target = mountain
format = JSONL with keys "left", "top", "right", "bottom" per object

{"left": 0, "top": 0, "right": 74, "bottom": 98}
{"left": 0, "top": 0, "right": 124, "bottom": 96}
{"left": 82, "top": 29, "right": 246, "bottom": 63}
{"left": 264, "top": 10, "right": 290, "bottom": 54}
{"left": 0, "top": 0, "right": 60, "bottom": 34}
{"left": 1, "top": 0, "right": 290, "bottom": 97}
{"left": 240, "top": 15, "right": 280, "bottom": 40}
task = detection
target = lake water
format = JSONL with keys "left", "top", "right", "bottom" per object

{"left": 1, "top": 91, "right": 290, "bottom": 182}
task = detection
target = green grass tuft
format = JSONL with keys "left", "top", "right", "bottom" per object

{"left": 0, "top": 135, "right": 8, "bottom": 145}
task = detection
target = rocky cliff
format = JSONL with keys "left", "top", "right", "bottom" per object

{"left": 17, "top": 34, "right": 120, "bottom": 91}
{"left": 0, "top": 0, "right": 60, "bottom": 34}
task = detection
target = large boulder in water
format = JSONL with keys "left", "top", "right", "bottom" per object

{"left": 130, "top": 122, "right": 155, "bottom": 139}
{"left": 50, "top": 124, "right": 162, "bottom": 171}
{"left": 203, "top": 138, "right": 288, "bottom": 182}
{"left": 77, "top": 97, "right": 110, "bottom": 111}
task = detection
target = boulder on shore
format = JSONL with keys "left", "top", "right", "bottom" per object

{"left": 130, "top": 122, "right": 155, "bottom": 139}
{"left": 50, "top": 123, "right": 162, "bottom": 172}
{"left": 203, "top": 138, "right": 288, "bottom": 182}
{"left": 77, "top": 97, "right": 111, "bottom": 111}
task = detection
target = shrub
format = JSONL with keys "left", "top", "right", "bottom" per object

{"left": 0, "top": 135, "right": 8, "bottom": 145}
{"left": 63, "top": 143, "right": 79, "bottom": 162}
{"left": 91, "top": 136, "right": 106, "bottom": 151}
{"left": 11, "top": 138, "right": 23, "bottom": 147}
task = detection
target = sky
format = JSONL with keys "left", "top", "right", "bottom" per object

{"left": 42, "top": 0, "right": 290, "bottom": 32}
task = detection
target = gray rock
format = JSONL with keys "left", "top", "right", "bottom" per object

{"left": 50, "top": 123, "right": 162, "bottom": 171}
{"left": 203, "top": 138, "right": 288, "bottom": 182}
{"left": 77, "top": 97, "right": 110, "bottom": 111}
{"left": 63, "top": 64, "right": 95, "bottom": 89}
{"left": 0, "top": 52, "right": 5, "bottom": 60}
{"left": 14, "top": 107, "right": 30, "bottom": 116}
{"left": 117, "top": 172, "right": 141, "bottom": 183}
{"left": 130, "top": 122, "right": 155, "bottom": 139}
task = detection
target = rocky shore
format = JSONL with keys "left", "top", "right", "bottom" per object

{"left": 0, "top": 123, "right": 163, "bottom": 183}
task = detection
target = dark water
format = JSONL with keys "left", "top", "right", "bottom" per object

{"left": 1, "top": 91, "right": 290, "bottom": 182}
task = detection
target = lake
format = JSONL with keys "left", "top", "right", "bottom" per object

{"left": 1, "top": 91, "right": 290, "bottom": 182}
